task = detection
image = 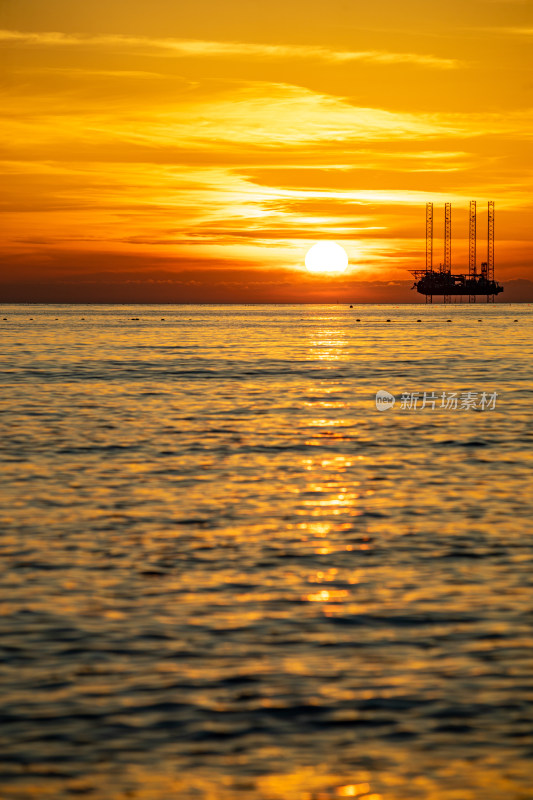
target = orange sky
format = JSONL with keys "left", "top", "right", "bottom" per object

{"left": 1, "top": 0, "right": 532, "bottom": 302}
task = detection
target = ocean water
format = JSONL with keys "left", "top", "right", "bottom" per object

{"left": 0, "top": 303, "right": 532, "bottom": 800}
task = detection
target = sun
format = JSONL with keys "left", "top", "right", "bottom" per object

{"left": 305, "top": 241, "right": 349, "bottom": 275}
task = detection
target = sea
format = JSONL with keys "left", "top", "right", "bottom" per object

{"left": 1, "top": 303, "right": 532, "bottom": 800}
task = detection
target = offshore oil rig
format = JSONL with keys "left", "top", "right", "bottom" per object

{"left": 410, "top": 201, "right": 504, "bottom": 303}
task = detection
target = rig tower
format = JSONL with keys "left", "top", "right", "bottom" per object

{"left": 426, "top": 202, "right": 433, "bottom": 273}
{"left": 487, "top": 199, "right": 495, "bottom": 283}
{"left": 469, "top": 200, "right": 477, "bottom": 302}
{"left": 442, "top": 202, "right": 452, "bottom": 302}
{"left": 444, "top": 202, "right": 451, "bottom": 273}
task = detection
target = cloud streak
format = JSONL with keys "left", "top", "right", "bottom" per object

{"left": 0, "top": 29, "right": 461, "bottom": 69}
{"left": 500, "top": 26, "right": 533, "bottom": 35}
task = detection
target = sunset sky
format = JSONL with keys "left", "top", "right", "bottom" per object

{"left": 1, "top": 0, "right": 532, "bottom": 302}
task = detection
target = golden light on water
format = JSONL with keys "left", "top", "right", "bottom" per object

{"left": 335, "top": 785, "right": 371, "bottom": 797}
{"left": 2, "top": 305, "right": 533, "bottom": 799}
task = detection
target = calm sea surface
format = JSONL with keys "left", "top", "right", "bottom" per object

{"left": 1, "top": 304, "right": 532, "bottom": 800}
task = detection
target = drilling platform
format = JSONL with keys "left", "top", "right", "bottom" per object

{"left": 410, "top": 200, "right": 504, "bottom": 303}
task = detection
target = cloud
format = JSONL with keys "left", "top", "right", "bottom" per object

{"left": 5, "top": 76, "right": 531, "bottom": 159}
{"left": 0, "top": 29, "right": 460, "bottom": 69}
{"left": 100, "top": 84, "right": 533, "bottom": 151}
{"left": 477, "top": 25, "right": 533, "bottom": 35}
{"left": 500, "top": 27, "right": 533, "bottom": 34}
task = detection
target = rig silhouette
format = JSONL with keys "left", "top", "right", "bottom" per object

{"left": 410, "top": 201, "right": 504, "bottom": 303}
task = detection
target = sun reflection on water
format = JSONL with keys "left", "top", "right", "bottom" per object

{"left": 1, "top": 305, "right": 532, "bottom": 800}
